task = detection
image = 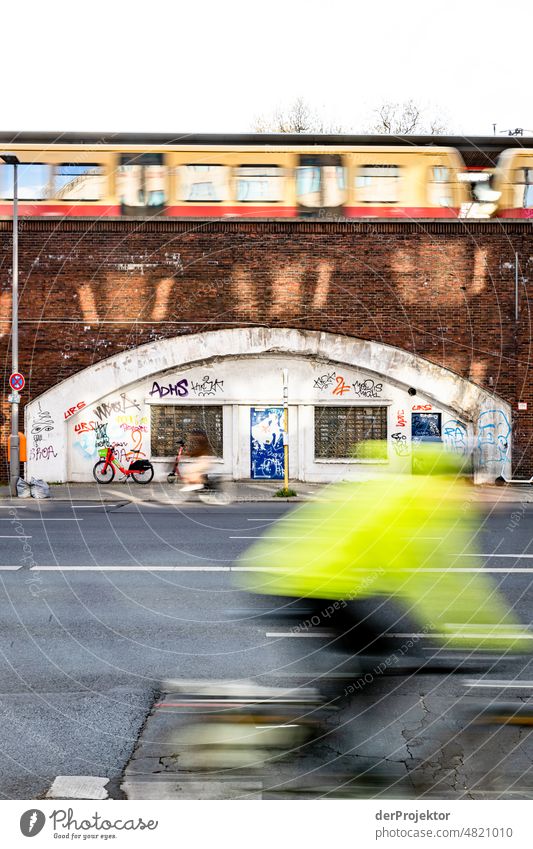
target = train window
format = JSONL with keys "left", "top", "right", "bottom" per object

{"left": 236, "top": 165, "right": 283, "bottom": 202}
{"left": 355, "top": 165, "right": 400, "bottom": 203}
{"left": 117, "top": 154, "right": 165, "bottom": 213}
{"left": 180, "top": 165, "right": 228, "bottom": 202}
{"left": 514, "top": 169, "right": 533, "bottom": 208}
{"left": 55, "top": 164, "right": 104, "bottom": 201}
{"left": 428, "top": 166, "right": 452, "bottom": 207}
{"left": 296, "top": 155, "right": 346, "bottom": 210}
{"left": 0, "top": 163, "right": 51, "bottom": 200}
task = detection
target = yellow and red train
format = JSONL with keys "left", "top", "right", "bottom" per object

{"left": 0, "top": 133, "right": 531, "bottom": 220}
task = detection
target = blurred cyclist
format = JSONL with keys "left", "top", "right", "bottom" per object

{"left": 236, "top": 441, "right": 531, "bottom": 670}
{"left": 181, "top": 429, "right": 213, "bottom": 493}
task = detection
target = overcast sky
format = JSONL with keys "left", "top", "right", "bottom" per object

{"left": 2, "top": 0, "right": 530, "bottom": 137}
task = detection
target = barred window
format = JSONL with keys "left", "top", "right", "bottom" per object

{"left": 314, "top": 406, "right": 387, "bottom": 459}
{"left": 151, "top": 405, "right": 223, "bottom": 457}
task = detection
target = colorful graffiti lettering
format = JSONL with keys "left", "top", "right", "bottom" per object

{"left": 333, "top": 375, "right": 351, "bottom": 396}
{"left": 314, "top": 372, "right": 336, "bottom": 391}
{"left": 120, "top": 423, "right": 148, "bottom": 433}
{"left": 190, "top": 375, "right": 224, "bottom": 397}
{"left": 477, "top": 410, "right": 511, "bottom": 466}
{"left": 352, "top": 379, "right": 383, "bottom": 398}
{"left": 396, "top": 410, "right": 406, "bottom": 427}
{"left": 74, "top": 421, "right": 97, "bottom": 434}
{"left": 64, "top": 401, "right": 86, "bottom": 420}
{"left": 149, "top": 379, "right": 188, "bottom": 399}
{"left": 442, "top": 419, "right": 468, "bottom": 455}
{"left": 412, "top": 404, "right": 432, "bottom": 411}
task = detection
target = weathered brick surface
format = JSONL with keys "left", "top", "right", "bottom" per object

{"left": 1, "top": 219, "right": 532, "bottom": 479}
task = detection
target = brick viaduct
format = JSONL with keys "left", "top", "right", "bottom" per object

{"left": 1, "top": 218, "right": 532, "bottom": 479}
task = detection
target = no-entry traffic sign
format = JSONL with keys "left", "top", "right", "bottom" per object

{"left": 9, "top": 372, "right": 25, "bottom": 392}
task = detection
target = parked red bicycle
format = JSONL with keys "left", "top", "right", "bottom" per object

{"left": 93, "top": 444, "right": 154, "bottom": 485}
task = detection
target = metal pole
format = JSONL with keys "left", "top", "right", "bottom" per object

{"left": 9, "top": 162, "right": 19, "bottom": 497}
{"left": 515, "top": 251, "right": 519, "bottom": 322}
{"left": 282, "top": 368, "right": 289, "bottom": 490}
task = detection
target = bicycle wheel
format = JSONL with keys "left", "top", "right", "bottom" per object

{"left": 93, "top": 460, "right": 115, "bottom": 484}
{"left": 131, "top": 463, "right": 154, "bottom": 484}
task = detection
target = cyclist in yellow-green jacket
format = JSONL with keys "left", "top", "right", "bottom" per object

{"left": 237, "top": 442, "right": 531, "bottom": 656}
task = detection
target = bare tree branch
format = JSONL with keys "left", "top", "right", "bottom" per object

{"left": 253, "top": 97, "right": 345, "bottom": 134}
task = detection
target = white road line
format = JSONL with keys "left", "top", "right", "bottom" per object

{"left": 0, "top": 518, "right": 82, "bottom": 522}
{"left": 266, "top": 631, "right": 334, "bottom": 638}
{"left": 465, "top": 680, "right": 533, "bottom": 689}
{"left": 29, "top": 565, "right": 271, "bottom": 572}
{"left": 0, "top": 535, "right": 32, "bottom": 538}
{"left": 389, "top": 632, "right": 533, "bottom": 640}
{"left": 0, "top": 505, "right": 26, "bottom": 509}
{"left": 269, "top": 630, "right": 533, "bottom": 640}
{"left": 0, "top": 566, "right": 22, "bottom": 571}
{"left": 463, "top": 553, "right": 533, "bottom": 559}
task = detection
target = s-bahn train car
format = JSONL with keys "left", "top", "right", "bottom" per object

{"left": 0, "top": 139, "right": 469, "bottom": 219}
{"left": 491, "top": 149, "right": 533, "bottom": 218}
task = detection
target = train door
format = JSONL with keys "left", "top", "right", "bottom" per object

{"left": 117, "top": 153, "right": 166, "bottom": 217}
{"left": 296, "top": 155, "right": 346, "bottom": 216}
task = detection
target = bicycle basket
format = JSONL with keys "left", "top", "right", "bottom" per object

{"left": 128, "top": 459, "right": 152, "bottom": 471}
{"left": 98, "top": 447, "right": 109, "bottom": 458}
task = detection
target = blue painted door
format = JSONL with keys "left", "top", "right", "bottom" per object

{"left": 250, "top": 407, "right": 285, "bottom": 479}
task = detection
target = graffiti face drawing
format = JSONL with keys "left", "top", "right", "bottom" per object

{"left": 477, "top": 410, "right": 511, "bottom": 465}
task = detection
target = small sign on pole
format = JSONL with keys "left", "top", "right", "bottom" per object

{"left": 9, "top": 372, "right": 25, "bottom": 392}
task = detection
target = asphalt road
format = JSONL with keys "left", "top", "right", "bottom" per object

{"left": 0, "top": 498, "right": 532, "bottom": 798}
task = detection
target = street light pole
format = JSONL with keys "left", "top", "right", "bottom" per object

{"left": 1, "top": 154, "right": 20, "bottom": 496}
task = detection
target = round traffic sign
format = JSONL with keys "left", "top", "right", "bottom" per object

{"left": 9, "top": 372, "right": 25, "bottom": 392}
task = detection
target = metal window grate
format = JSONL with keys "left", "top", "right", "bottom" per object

{"left": 151, "top": 405, "right": 223, "bottom": 457}
{"left": 314, "top": 406, "right": 387, "bottom": 459}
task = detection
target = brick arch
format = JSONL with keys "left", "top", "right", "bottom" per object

{"left": 26, "top": 327, "right": 510, "bottom": 482}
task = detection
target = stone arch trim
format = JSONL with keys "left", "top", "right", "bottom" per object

{"left": 26, "top": 327, "right": 509, "bottom": 482}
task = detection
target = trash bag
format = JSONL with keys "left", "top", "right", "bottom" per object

{"left": 16, "top": 477, "right": 32, "bottom": 498}
{"left": 30, "top": 477, "right": 51, "bottom": 499}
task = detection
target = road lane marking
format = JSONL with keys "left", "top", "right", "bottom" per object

{"left": 0, "top": 566, "right": 22, "bottom": 570}
{"left": 0, "top": 518, "right": 82, "bottom": 522}
{"left": 465, "top": 680, "right": 533, "bottom": 689}
{"left": 29, "top": 565, "right": 272, "bottom": 572}
{"left": 0, "top": 535, "right": 32, "bottom": 538}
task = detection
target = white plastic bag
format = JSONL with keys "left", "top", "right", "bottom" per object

{"left": 30, "top": 477, "right": 51, "bottom": 499}
{"left": 16, "top": 477, "right": 32, "bottom": 498}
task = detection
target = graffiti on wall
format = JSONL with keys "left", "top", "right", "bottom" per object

{"left": 442, "top": 419, "right": 468, "bottom": 455}
{"left": 396, "top": 410, "right": 406, "bottom": 427}
{"left": 149, "top": 375, "right": 224, "bottom": 399}
{"left": 73, "top": 390, "right": 146, "bottom": 461}
{"left": 64, "top": 401, "right": 86, "bottom": 420}
{"left": 391, "top": 432, "right": 410, "bottom": 456}
{"left": 314, "top": 372, "right": 384, "bottom": 398}
{"left": 29, "top": 403, "right": 57, "bottom": 461}
{"left": 352, "top": 379, "right": 383, "bottom": 398}
{"left": 314, "top": 372, "right": 336, "bottom": 391}
{"left": 250, "top": 407, "right": 284, "bottom": 479}
{"left": 477, "top": 410, "right": 511, "bottom": 466}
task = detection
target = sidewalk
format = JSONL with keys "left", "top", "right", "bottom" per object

{"left": 0, "top": 480, "right": 323, "bottom": 503}
{"left": 0, "top": 479, "right": 532, "bottom": 504}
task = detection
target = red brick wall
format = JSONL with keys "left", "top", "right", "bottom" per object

{"left": 1, "top": 219, "right": 532, "bottom": 479}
